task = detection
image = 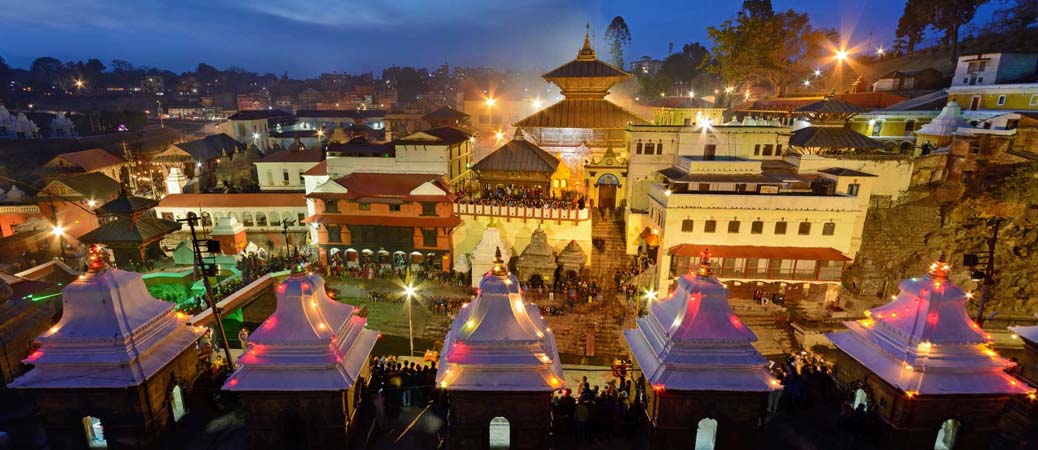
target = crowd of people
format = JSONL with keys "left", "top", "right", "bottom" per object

{"left": 238, "top": 253, "right": 311, "bottom": 284}
{"left": 454, "top": 183, "right": 586, "bottom": 210}
{"left": 366, "top": 356, "right": 441, "bottom": 432}
{"left": 551, "top": 373, "right": 644, "bottom": 444}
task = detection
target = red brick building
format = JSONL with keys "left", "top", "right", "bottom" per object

{"left": 306, "top": 173, "right": 459, "bottom": 271}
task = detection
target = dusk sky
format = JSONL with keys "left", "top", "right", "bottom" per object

{"left": 0, "top": 0, "right": 1000, "bottom": 76}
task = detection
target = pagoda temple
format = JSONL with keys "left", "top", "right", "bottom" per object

{"left": 515, "top": 26, "right": 647, "bottom": 204}
{"left": 222, "top": 267, "right": 378, "bottom": 450}
{"left": 79, "top": 192, "right": 181, "bottom": 268}
{"left": 435, "top": 250, "right": 564, "bottom": 450}
{"left": 470, "top": 129, "right": 564, "bottom": 196}
{"left": 11, "top": 247, "right": 204, "bottom": 449}
{"left": 827, "top": 258, "right": 1032, "bottom": 450}
{"left": 624, "top": 251, "right": 781, "bottom": 449}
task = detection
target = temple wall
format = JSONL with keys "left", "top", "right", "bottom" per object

{"left": 451, "top": 215, "right": 592, "bottom": 269}
{"left": 447, "top": 390, "right": 552, "bottom": 450}
{"left": 238, "top": 390, "right": 361, "bottom": 450}
{"left": 830, "top": 349, "right": 1013, "bottom": 450}
{"left": 644, "top": 388, "right": 772, "bottom": 450}
{"left": 26, "top": 344, "right": 199, "bottom": 450}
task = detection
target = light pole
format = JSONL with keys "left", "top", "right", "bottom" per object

{"left": 404, "top": 279, "right": 417, "bottom": 359}
{"left": 964, "top": 218, "right": 1003, "bottom": 328}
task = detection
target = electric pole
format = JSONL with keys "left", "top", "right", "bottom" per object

{"left": 965, "top": 218, "right": 1002, "bottom": 328}
{"left": 179, "top": 215, "right": 235, "bottom": 368}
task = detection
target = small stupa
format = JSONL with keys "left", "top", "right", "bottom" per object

{"left": 222, "top": 265, "right": 377, "bottom": 450}
{"left": 828, "top": 256, "right": 1032, "bottom": 450}
{"left": 436, "top": 249, "right": 564, "bottom": 450}
{"left": 11, "top": 245, "right": 203, "bottom": 449}
{"left": 625, "top": 250, "right": 780, "bottom": 448}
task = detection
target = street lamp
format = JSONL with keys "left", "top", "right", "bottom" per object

{"left": 485, "top": 97, "right": 495, "bottom": 107}
{"left": 403, "top": 283, "right": 417, "bottom": 359}
{"left": 835, "top": 49, "right": 850, "bottom": 62}
{"left": 74, "top": 79, "right": 85, "bottom": 90}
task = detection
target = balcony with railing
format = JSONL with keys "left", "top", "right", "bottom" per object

{"left": 452, "top": 202, "right": 590, "bottom": 222}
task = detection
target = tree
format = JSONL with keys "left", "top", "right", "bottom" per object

{"left": 604, "top": 16, "right": 632, "bottom": 69}
{"left": 195, "top": 62, "right": 219, "bottom": 80}
{"left": 661, "top": 42, "right": 711, "bottom": 93}
{"left": 930, "top": 0, "right": 989, "bottom": 63}
{"left": 895, "top": 0, "right": 928, "bottom": 53}
{"left": 708, "top": 5, "right": 834, "bottom": 95}
{"left": 111, "top": 59, "right": 134, "bottom": 73}
{"left": 637, "top": 73, "right": 674, "bottom": 99}
{"left": 740, "top": 0, "right": 774, "bottom": 19}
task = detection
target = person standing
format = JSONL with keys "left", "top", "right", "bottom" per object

{"left": 238, "top": 327, "right": 249, "bottom": 351}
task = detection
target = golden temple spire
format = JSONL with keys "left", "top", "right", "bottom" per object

{"left": 492, "top": 247, "right": 508, "bottom": 276}
{"left": 928, "top": 254, "right": 950, "bottom": 280}
{"left": 695, "top": 249, "right": 713, "bottom": 277}
{"left": 578, "top": 22, "right": 596, "bottom": 61}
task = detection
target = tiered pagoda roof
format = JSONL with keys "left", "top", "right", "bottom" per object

{"left": 828, "top": 258, "right": 1031, "bottom": 396}
{"left": 224, "top": 268, "right": 377, "bottom": 391}
{"left": 80, "top": 192, "right": 181, "bottom": 246}
{"left": 436, "top": 252, "right": 564, "bottom": 391}
{"left": 624, "top": 252, "right": 781, "bottom": 392}
{"left": 10, "top": 249, "right": 203, "bottom": 388}
{"left": 472, "top": 130, "right": 560, "bottom": 174}
{"left": 515, "top": 29, "right": 647, "bottom": 130}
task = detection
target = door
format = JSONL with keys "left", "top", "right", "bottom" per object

{"left": 969, "top": 96, "right": 981, "bottom": 111}
{"left": 598, "top": 184, "right": 617, "bottom": 209}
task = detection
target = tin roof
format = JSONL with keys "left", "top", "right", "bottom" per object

{"left": 472, "top": 134, "right": 559, "bottom": 173}
{"left": 515, "top": 98, "right": 648, "bottom": 129}
{"left": 789, "top": 126, "right": 887, "bottom": 150}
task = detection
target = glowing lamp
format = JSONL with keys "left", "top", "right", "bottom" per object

{"left": 905, "top": 390, "right": 918, "bottom": 399}
{"left": 532, "top": 99, "right": 543, "bottom": 108}
{"left": 227, "top": 378, "right": 239, "bottom": 387}
{"left": 494, "top": 131, "right": 504, "bottom": 140}
{"left": 404, "top": 285, "right": 416, "bottom": 297}
{"left": 835, "top": 49, "right": 849, "bottom": 61}
{"left": 465, "top": 319, "right": 475, "bottom": 328}
{"left": 440, "top": 380, "right": 448, "bottom": 388}
{"left": 903, "top": 363, "right": 914, "bottom": 372}
{"left": 485, "top": 97, "right": 495, "bottom": 107}
{"left": 770, "top": 379, "right": 781, "bottom": 387}
{"left": 87, "top": 199, "right": 96, "bottom": 207}
{"left": 536, "top": 331, "right": 544, "bottom": 338}
{"left": 917, "top": 341, "right": 932, "bottom": 352}
{"left": 49, "top": 326, "right": 59, "bottom": 334}
{"left": 51, "top": 225, "right": 65, "bottom": 237}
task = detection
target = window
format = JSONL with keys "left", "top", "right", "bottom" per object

{"left": 323, "top": 199, "right": 339, "bottom": 213}
{"left": 776, "top": 144, "right": 783, "bottom": 155}
{"left": 635, "top": 142, "right": 643, "bottom": 154}
{"left": 255, "top": 212, "right": 267, "bottom": 227}
{"left": 704, "top": 220, "right": 717, "bottom": 233}
{"left": 681, "top": 219, "right": 694, "bottom": 232}
{"left": 852, "top": 388, "right": 869, "bottom": 410}
{"left": 298, "top": 171, "right": 305, "bottom": 184}
{"left": 847, "top": 183, "right": 860, "bottom": 196}
{"left": 704, "top": 144, "right": 717, "bottom": 160}
{"left": 698, "top": 183, "right": 710, "bottom": 192}
{"left": 754, "top": 144, "right": 761, "bottom": 156}
{"left": 694, "top": 418, "right": 718, "bottom": 450}
{"left": 735, "top": 183, "right": 747, "bottom": 193}
{"left": 422, "top": 229, "right": 438, "bottom": 247}
{"left": 871, "top": 121, "right": 883, "bottom": 136}
{"left": 774, "top": 221, "right": 787, "bottom": 235}
{"left": 905, "top": 120, "right": 916, "bottom": 133}
{"left": 266, "top": 170, "right": 273, "bottom": 185}
{"left": 751, "top": 221, "right": 764, "bottom": 234}
{"left": 298, "top": 213, "right": 306, "bottom": 224}
{"left": 359, "top": 202, "right": 370, "bottom": 211}
{"left": 656, "top": 141, "right": 664, "bottom": 155}
{"left": 327, "top": 225, "right": 342, "bottom": 243}
{"left": 282, "top": 169, "right": 290, "bottom": 183}
{"left": 242, "top": 212, "right": 254, "bottom": 227}
{"left": 644, "top": 143, "right": 655, "bottom": 154}
{"left": 798, "top": 221, "right": 812, "bottom": 235}
{"left": 727, "top": 221, "right": 741, "bottom": 233}
{"left": 762, "top": 144, "right": 774, "bottom": 156}
{"left": 421, "top": 202, "right": 437, "bottom": 216}
{"left": 389, "top": 204, "right": 402, "bottom": 212}
{"left": 822, "top": 222, "right": 836, "bottom": 235}
{"left": 489, "top": 417, "right": 510, "bottom": 449}
{"left": 935, "top": 419, "right": 960, "bottom": 450}
{"left": 1031, "top": 95, "right": 1038, "bottom": 106}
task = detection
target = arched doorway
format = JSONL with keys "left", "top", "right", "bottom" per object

{"left": 694, "top": 418, "right": 718, "bottom": 450}
{"left": 852, "top": 388, "right": 869, "bottom": 409}
{"left": 935, "top": 419, "right": 960, "bottom": 450}
{"left": 82, "top": 416, "right": 107, "bottom": 449}
{"left": 489, "top": 416, "right": 510, "bottom": 449}
{"left": 171, "top": 385, "right": 187, "bottom": 422}
{"left": 596, "top": 173, "right": 619, "bottom": 210}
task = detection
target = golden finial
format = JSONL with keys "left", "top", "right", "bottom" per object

{"left": 491, "top": 247, "right": 508, "bottom": 276}
{"left": 578, "top": 22, "right": 596, "bottom": 61}
{"left": 86, "top": 244, "right": 110, "bottom": 273}
{"left": 928, "top": 254, "right": 949, "bottom": 280}
{"left": 695, "top": 249, "right": 713, "bottom": 277}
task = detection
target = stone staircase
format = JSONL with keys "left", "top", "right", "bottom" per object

{"left": 544, "top": 298, "right": 635, "bottom": 364}
{"left": 845, "top": 199, "right": 944, "bottom": 296}
{"left": 731, "top": 299, "right": 795, "bottom": 357}
{"left": 589, "top": 210, "right": 634, "bottom": 289}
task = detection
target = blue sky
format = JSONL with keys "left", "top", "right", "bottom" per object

{"left": 0, "top": 0, "right": 999, "bottom": 76}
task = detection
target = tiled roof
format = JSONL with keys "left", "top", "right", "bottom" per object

{"left": 79, "top": 215, "right": 181, "bottom": 244}
{"left": 789, "top": 126, "right": 887, "bottom": 150}
{"left": 796, "top": 97, "right": 869, "bottom": 114}
{"left": 668, "top": 244, "right": 851, "bottom": 261}
{"left": 647, "top": 97, "right": 721, "bottom": 109}
{"left": 295, "top": 109, "right": 386, "bottom": 119}
{"left": 49, "top": 172, "right": 121, "bottom": 199}
{"left": 332, "top": 173, "right": 447, "bottom": 199}
{"left": 303, "top": 160, "right": 328, "bottom": 176}
{"left": 257, "top": 148, "right": 324, "bottom": 163}
{"left": 228, "top": 109, "right": 293, "bottom": 120}
{"left": 514, "top": 99, "right": 648, "bottom": 129}
{"left": 158, "top": 193, "right": 306, "bottom": 208}
{"left": 818, "top": 167, "right": 878, "bottom": 177}
{"left": 473, "top": 136, "right": 559, "bottom": 173}
{"left": 97, "top": 195, "right": 157, "bottom": 215}
{"left": 544, "top": 59, "right": 630, "bottom": 80}
{"left": 49, "top": 148, "right": 124, "bottom": 172}
{"left": 423, "top": 106, "right": 469, "bottom": 121}
{"left": 393, "top": 126, "right": 472, "bottom": 145}
{"left": 174, "top": 133, "right": 244, "bottom": 160}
